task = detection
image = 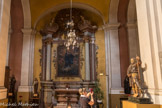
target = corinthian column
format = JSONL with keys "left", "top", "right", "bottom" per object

{"left": 45, "top": 34, "right": 52, "bottom": 81}
{"left": 85, "top": 39, "right": 90, "bottom": 81}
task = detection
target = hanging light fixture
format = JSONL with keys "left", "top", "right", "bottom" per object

{"left": 64, "top": 0, "right": 79, "bottom": 50}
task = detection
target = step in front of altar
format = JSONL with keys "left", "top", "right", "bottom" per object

{"left": 54, "top": 103, "right": 79, "bottom": 108}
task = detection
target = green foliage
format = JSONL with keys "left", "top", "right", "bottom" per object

{"left": 93, "top": 79, "right": 104, "bottom": 100}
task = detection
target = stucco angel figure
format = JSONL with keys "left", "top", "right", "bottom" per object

{"left": 127, "top": 56, "right": 147, "bottom": 97}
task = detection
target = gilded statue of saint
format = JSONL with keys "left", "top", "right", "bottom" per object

{"left": 127, "top": 56, "right": 146, "bottom": 97}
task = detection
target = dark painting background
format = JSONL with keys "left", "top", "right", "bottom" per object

{"left": 57, "top": 45, "right": 80, "bottom": 77}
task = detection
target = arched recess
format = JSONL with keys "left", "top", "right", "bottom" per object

{"left": 118, "top": 0, "right": 130, "bottom": 87}
{"left": 104, "top": 0, "right": 139, "bottom": 107}
{"left": 127, "top": 0, "right": 140, "bottom": 60}
{"left": 34, "top": 2, "right": 105, "bottom": 29}
{"left": 20, "top": 0, "right": 34, "bottom": 92}
{"left": 21, "top": 0, "right": 106, "bottom": 100}
{"left": 105, "top": 0, "right": 121, "bottom": 108}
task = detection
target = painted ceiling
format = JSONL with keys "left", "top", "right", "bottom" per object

{"left": 29, "top": 0, "right": 110, "bottom": 27}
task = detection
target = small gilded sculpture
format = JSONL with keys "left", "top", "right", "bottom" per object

{"left": 33, "top": 78, "right": 39, "bottom": 96}
{"left": 127, "top": 56, "right": 146, "bottom": 97}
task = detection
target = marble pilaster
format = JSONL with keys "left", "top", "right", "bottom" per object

{"left": 18, "top": 28, "right": 33, "bottom": 93}
{"left": 0, "top": 0, "right": 11, "bottom": 100}
{"left": 136, "top": 0, "right": 162, "bottom": 104}
{"left": 40, "top": 33, "right": 53, "bottom": 108}
{"left": 103, "top": 23, "right": 122, "bottom": 90}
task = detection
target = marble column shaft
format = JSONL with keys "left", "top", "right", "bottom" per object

{"left": 90, "top": 34, "right": 96, "bottom": 81}
{"left": 43, "top": 34, "right": 53, "bottom": 81}
{"left": 46, "top": 42, "right": 52, "bottom": 81}
{"left": 85, "top": 40, "right": 90, "bottom": 81}
{"left": 18, "top": 28, "right": 33, "bottom": 92}
{"left": 42, "top": 42, "right": 46, "bottom": 81}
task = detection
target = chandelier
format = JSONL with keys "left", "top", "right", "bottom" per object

{"left": 64, "top": 0, "right": 79, "bottom": 50}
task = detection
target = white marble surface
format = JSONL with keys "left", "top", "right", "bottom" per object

{"left": 136, "top": 0, "right": 162, "bottom": 104}
{"left": 85, "top": 42, "right": 90, "bottom": 81}
{"left": 0, "top": 0, "right": 11, "bottom": 99}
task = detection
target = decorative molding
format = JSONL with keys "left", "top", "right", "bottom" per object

{"left": 110, "top": 88, "right": 124, "bottom": 94}
{"left": 99, "top": 23, "right": 120, "bottom": 30}
{"left": 52, "top": 49, "right": 57, "bottom": 69}
{"left": 21, "top": 28, "right": 33, "bottom": 36}
{"left": 148, "top": 88, "right": 162, "bottom": 96}
{"left": 18, "top": 86, "right": 33, "bottom": 92}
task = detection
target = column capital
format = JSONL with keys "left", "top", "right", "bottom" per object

{"left": 84, "top": 31, "right": 95, "bottom": 37}
{"left": 21, "top": 28, "right": 36, "bottom": 36}
{"left": 90, "top": 36, "right": 95, "bottom": 44}
{"left": 84, "top": 37, "right": 90, "bottom": 43}
{"left": 99, "top": 23, "right": 120, "bottom": 30}
{"left": 43, "top": 34, "right": 53, "bottom": 44}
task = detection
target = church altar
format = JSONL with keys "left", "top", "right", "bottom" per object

{"left": 39, "top": 8, "right": 98, "bottom": 108}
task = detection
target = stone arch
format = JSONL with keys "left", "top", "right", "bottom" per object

{"left": 127, "top": 0, "right": 140, "bottom": 60}
{"left": 21, "top": 0, "right": 31, "bottom": 28}
{"left": 127, "top": 0, "right": 137, "bottom": 23}
{"left": 33, "top": 2, "right": 105, "bottom": 29}
{"left": 108, "top": 0, "right": 120, "bottom": 23}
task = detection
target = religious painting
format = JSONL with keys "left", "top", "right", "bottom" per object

{"left": 57, "top": 45, "right": 80, "bottom": 77}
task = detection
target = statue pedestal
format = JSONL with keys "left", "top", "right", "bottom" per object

{"left": 128, "top": 96, "right": 152, "bottom": 104}
{"left": 122, "top": 101, "right": 161, "bottom": 108}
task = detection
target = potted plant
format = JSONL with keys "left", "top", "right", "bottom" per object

{"left": 94, "top": 79, "right": 104, "bottom": 103}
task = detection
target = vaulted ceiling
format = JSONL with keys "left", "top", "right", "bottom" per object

{"left": 29, "top": 0, "right": 110, "bottom": 27}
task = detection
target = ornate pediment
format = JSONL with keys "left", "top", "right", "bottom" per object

{"left": 40, "top": 8, "right": 98, "bottom": 38}
{"left": 40, "top": 22, "right": 59, "bottom": 36}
